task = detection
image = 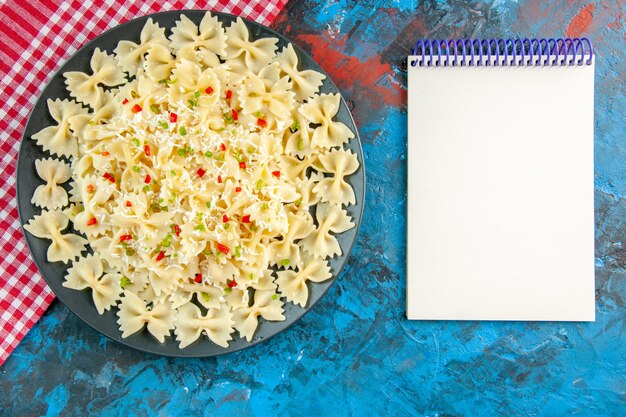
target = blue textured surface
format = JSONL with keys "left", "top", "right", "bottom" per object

{"left": 2, "top": 1, "right": 625, "bottom": 416}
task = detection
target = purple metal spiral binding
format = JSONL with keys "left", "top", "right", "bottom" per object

{"left": 410, "top": 37, "right": 594, "bottom": 68}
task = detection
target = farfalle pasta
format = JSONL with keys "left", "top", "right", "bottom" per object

{"left": 117, "top": 290, "right": 176, "bottom": 343}
{"left": 65, "top": 48, "right": 126, "bottom": 108}
{"left": 170, "top": 14, "right": 227, "bottom": 68}
{"left": 24, "top": 209, "right": 88, "bottom": 263}
{"left": 32, "top": 158, "right": 71, "bottom": 209}
{"left": 277, "top": 43, "right": 326, "bottom": 102}
{"left": 114, "top": 19, "right": 169, "bottom": 75}
{"left": 299, "top": 93, "right": 355, "bottom": 149}
{"left": 314, "top": 149, "right": 360, "bottom": 206}
{"left": 32, "top": 98, "right": 87, "bottom": 158}
{"left": 63, "top": 253, "right": 122, "bottom": 314}
{"left": 276, "top": 256, "right": 332, "bottom": 307}
{"left": 224, "top": 17, "right": 277, "bottom": 74}
{"left": 175, "top": 302, "right": 235, "bottom": 348}
{"left": 24, "top": 13, "right": 359, "bottom": 349}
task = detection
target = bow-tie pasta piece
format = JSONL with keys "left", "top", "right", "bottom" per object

{"left": 276, "top": 256, "right": 332, "bottom": 307}
{"left": 238, "top": 63, "right": 295, "bottom": 129}
{"left": 31, "top": 99, "right": 87, "bottom": 158}
{"left": 170, "top": 14, "right": 227, "bottom": 68}
{"left": 117, "top": 290, "right": 176, "bottom": 343}
{"left": 73, "top": 152, "right": 111, "bottom": 181}
{"left": 235, "top": 244, "right": 272, "bottom": 284}
{"left": 224, "top": 18, "right": 278, "bottom": 75}
{"left": 174, "top": 303, "right": 235, "bottom": 348}
{"left": 313, "top": 149, "right": 360, "bottom": 206}
{"left": 65, "top": 48, "right": 126, "bottom": 108}
{"left": 268, "top": 211, "right": 315, "bottom": 268}
{"left": 63, "top": 253, "right": 103, "bottom": 291}
{"left": 232, "top": 289, "right": 285, "bottom": 341}
{"left": 31, "top": 158, "right": 71, "bottom": 210}
{"left": 74, "top": 207, "right": 111, "bottom": 239}
{"left": 299, "top": 93, "right": 355, "bottom": 149}
{"left": 114, "top": 18, "right": 169, "bottom": 76}
{"left": 300, "top": 203, "right": 355, "bottom": 259}
{"left": 24, "top": 209, "right": 88, "bottom": 263}
{"left": 276, "top": 43, "right": 326, "bottom": 102}
{"left": 63, "top": 253, "right": 122, "bottom": 314}
{"left": 284, "top": 111, "right": 316, "bottom": 158}
{"left": 23, "top": 209, "right": 65, "bottom": 240}
{"left": 168, "top": 59, "right": 222, "bottom": 123}
{"left": 145, "top": 45, "right": 176, "bottom": 82}
{"left": 169, "top": 56, "right": 204, "bottom": 96}
{"left": 72, "top": 174, "right": 118, "bottom": 238}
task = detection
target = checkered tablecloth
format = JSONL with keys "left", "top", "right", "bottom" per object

{"left": 0, "top": 0, "right": 288, "bottom": 366}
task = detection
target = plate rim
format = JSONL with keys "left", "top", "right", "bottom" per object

{"left": 16, "top": 9, "right": 366, "bottom": 358}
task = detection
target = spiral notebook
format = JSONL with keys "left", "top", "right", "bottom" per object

{"left": 407, "top": 38, "right": 595, "bottom": 321}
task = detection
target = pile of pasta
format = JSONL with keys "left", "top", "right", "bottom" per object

{"left": 24, "top": 13, "right": 359, "bottom": 349}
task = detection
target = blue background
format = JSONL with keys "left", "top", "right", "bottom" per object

{"left": 2, "top": 0, "right": 625, "bottom": 416}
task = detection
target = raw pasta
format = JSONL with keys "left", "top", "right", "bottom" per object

{"left": 114, "top": 18, "right": 169, "bottom": 76}
{"left": 31, "top": 99, "right": 87, "bottom": 158}
{"left": 224, "top": 17, "right": 278, "bottom": 74}
{"left": 32, "top": 158, "right": 71, "bottom": 210}
{"left": 25, "top": 12, "right": 360, "bottom": 348}
{"left": 299, "top": 93, "right": 355, "bottom": 149}
{"left": 117, "top": 290, "right": 176, "bottom": 343}
{"left": 63, "top": 253, "right": 122, "bottom": 314}
{"left": 276, "top": 256, "right": 332, "bottom": 307}
{"left": 174, "top": 302, "right": 235, "bottom": 348}
{"left": 277, "top": 43, "right": 326, "bottom": 102}
{"left": 313, "top": 149, "right": 360, "bottom": 206}
{"left": 170, "top": 14, "right": 227, "bottom": 68}
{"left": 232, "top": 289, "right": 285, "bottom": 341}
{"left": 24, "top": 209, "right": 88, "bottom": 263}
{"left": 64, "top": 48, "right": 126, "bottom": 108}
{"left": 300, "top": 203, "right": 355, "bottom": 259}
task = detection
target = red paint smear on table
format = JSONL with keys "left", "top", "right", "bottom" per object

{"left": 566, "top": 4, "right": 595, "bottom": 37}
{"left": 296, "top": 32, "right": 404, "bottom": 109}
{"left": 607, "top": 0, "right": 624, "bottom": 30}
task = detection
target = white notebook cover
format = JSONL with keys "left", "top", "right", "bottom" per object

{"left": 407, "top": 55, "right": 595, "bottom": 321}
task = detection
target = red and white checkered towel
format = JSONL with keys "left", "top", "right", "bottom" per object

{"left": 0, "top": 0, "right": 288, "bottom": 366}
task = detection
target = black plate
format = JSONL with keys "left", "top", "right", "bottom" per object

{"left": 16, "top": 10, "right": 364, "bottom": 357}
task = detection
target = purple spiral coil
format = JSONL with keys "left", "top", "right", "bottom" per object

{"left": 411, "top": 37, "right": 594, "bottom": 67}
